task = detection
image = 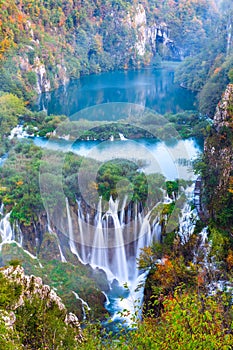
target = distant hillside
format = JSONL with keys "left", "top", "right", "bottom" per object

{"left": 175, "top": 0, "right": 233, "bottom": 116}
{"left": 0, "top": 0, "right": 219, "bottom": 99}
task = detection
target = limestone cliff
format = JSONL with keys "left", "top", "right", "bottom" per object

{"left": 201, "top": 84, "right": 233, "bottom": 228}
{"left": 128, "top": 4, "right": 173, "bottom": 59}
{"left": 0, "top": 1, "right": 178, "bottom": 96}
{"left": 0, "top": 265, "right": 84, "bottom": 346}
{"left": 214, "top": 84, "right": 233, "bottom": 131}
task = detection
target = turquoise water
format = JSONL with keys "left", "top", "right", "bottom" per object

{"left": 34, "top": 66, "right": 200, "bottom": 181}
{"left": 35, "top": 68, "right": 196, "bottom": 117}
{"left": 33, "top": 68, "right": 199, "bottom": 329}
{"left": 34, "top": 136, "right": 201, "bottom": 181}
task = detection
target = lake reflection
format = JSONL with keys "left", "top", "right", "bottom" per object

{"left": 34, "top": 137, "right": 201, "bottom": 181}
{"left": 35, "top": 68, "right": 196, "bottom": 118}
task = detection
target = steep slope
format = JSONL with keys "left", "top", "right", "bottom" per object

{"left": 0, "top": 0, "right": 219, "bottom": 98}
{"left": 201, "top": 84, "right": 233, "bottom": 229}
{"left": 0, "top": 264, "right": 83, "bottom": 349}
{"left": 175, "top": 0, "right": 233, "bottom": 116}
{"left": 192, "top": 83, "right": 233, "bottom": 274}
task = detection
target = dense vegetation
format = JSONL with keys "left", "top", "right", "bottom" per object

{"left": 175, "top": 0, "right": 233, "bottom": 116}
{"left": 0, "top": 141, "right": 181, "bottom": 224}
{"left": 1, "top": 259, "right": 233, "bottom": 350}
{"left": 0, "top": 244, "right": 108, "bottom": 321}
{"left": 0, "top": 0, "right": 225, "bottom": 100}
{"left": 193, "top": 85, "right": 233, "bottom": 272}
{"left": 83, "top": 292, "right": 233, "bottom": 349}
{"left": 0, "top": 265, "right": 83, "bottom": 349}
{"left": 1, "top": 0, "right": 233, "bottom": 349}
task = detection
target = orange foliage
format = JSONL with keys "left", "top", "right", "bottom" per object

{"left": 17, "top": 13, "right": 24, "bottom": 23}
{"left": 0, "top": 37, "right": 12, "bottom": 58}
{"left": 228, "top": 176, "right": 233, "bottom": 194}
{"left": 150, "top": 256, "right": 197, "bottom": 295}
{"left": 59, "top": 18, "right": 66, "bottom": 27}
{"left": 226, "top": 249, "right": 233, "bottom": 269}
{"left": 213, "top": 67, "right": 221, "bottom": 75}
{"left": 152, "top": 257, "right": 177, "bottom": 287}
{"left": 197, "top": 271, "right": 205, "bottom": 287}
{"left": 9, "top": 15, "right": 16, "bottom": 24}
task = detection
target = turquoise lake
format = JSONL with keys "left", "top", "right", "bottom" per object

{"left": 34, "top": 67, "right": 201, "bottom": 181}
{"left": 35, "top": 67, "right": 196, "bottom": 117}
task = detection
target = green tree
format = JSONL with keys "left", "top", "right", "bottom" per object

{"left": 0, "top": 93, "right": 25, "bottom": 140}
{"left": 228, "top": 69, "right": 233, "bottom": 83}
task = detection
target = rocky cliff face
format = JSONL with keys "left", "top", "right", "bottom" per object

{"left": 18, "top": 20, "right": 69, "bottom": 94}
{"left": 202, "top": 84, "right": 233, "bottom": 226}
{"left": 1, "top": 265, "right": 83, "bottom": 343}
{"left": 3, "top": 1, "right": 177, "bottom": 95}
{"left": 128, "top": 4, "right": 172, "bottom": 58}
{"left": 214, "top": 84, "right": 233, "bottom": 131}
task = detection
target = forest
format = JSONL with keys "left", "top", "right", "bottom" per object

{"left": 1, "top": 0, "right": 233, "bottom": 349}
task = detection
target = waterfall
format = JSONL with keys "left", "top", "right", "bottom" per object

{"left": 178, "top": 204, "right": 197, "bottom": 244}
{"left": 136, "top": 211, "right": 152, "bottom": 258}
{"left": 0, "top": 212, "right": 13, "bottom": 250}
{"left": 102, "top": 291, "right": 110, "bottom": 307}
{"left": 108, "top": 197, "right": 128, "bottom": 283}
{"left": 72, "top": 291, "right": 90, "bottom": 320}
{"left": 77, "top": 200, "right": 87, "bottom": 262}
{"left": 1, "top": 186, "right": 198, "bottom": 286}
{"left": 69, "top": 195, "right": 161, "bottom": 285}
{"left": 120, "top": 195, "right": 128, "bottom": 225}
{"left": 227, "top": 23, "right": 232, "bottom": 56}
{"left": 47, "top": 211, "right": 54, "bottom": 234}
{"left": 66, "top": 198, "right": 82, "bottom": 262}
{"left": 109, "top": 271, "right": 149, "bottom": 326}
{"left": 152, "top": 220, "right": 161, "bottom": 243}
{"left": 0, "top": 209, "right": 63, "bottom": 266}
{"left": 58, "top": 244, "right": 67, "bottom": 263}
{"left": 193, "top": 227, "right": 209, "bottom": 266}
{"left": 0, "top": 203, "right": 4, "bottom": 216}
{"left": 119, "top": 133, "right": 127, "bottom": 141}
{"left": 14, "top": 221, "right": 23, "bottom": 246}
{"left": 0, "top": 212, "right": 43, "bottom": 267}
{"left": 178, "top": 185, "right": 198, "bottom": 244}
{"left": 91, "top": 197, "right": 108, "bottom": 269}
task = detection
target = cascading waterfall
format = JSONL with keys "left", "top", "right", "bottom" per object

{"left": 77, "top": 200, "right": 87, "bottom": 262}
{"left": 136, "top": 211, "right": 152, "bottom": 259}
{"left": 178, "top": 184, "right": 198, "bottom": 244}
{"left": 66, "top": 195, "right": 162, "bottom": 285}
{"left": 0, "top": 182, "right": 203, "bottom": 325}
{"left": 0, "top": 209, "right": 43, "bottom": 267}
{"left": 0, "top": 212, "right": 13, "bottom": 250}
{"left": 14, "top": 221, "right": 23, "bottom": 246}
{"left": 152, "top": 220, "right": 161, "bottom": 243}
{"left": 0, "top": 203, "right": 4, "bottom": 216}
{"left": 178, "top": 204, "right": 197, "bottom": 245}
{"left": 58, "top": 244, "right": 67, "bottom": 263}
{"left": 107, "top": 197, "right": 128, "bottom": 283}
{"left": 91, "top": 197, "right": 108, "bottom": 270}
{"left": 46, "top": 211, "right": 67, "bottom": 262}
{"left": 0, "top": 204, "right": 65, "bottom": 265}
{"left": 72, "top": 291, "right": 90, "bottom": 320}
{"left": 66, "top": 197, "right": 82, "bottom": 262}
{"left": 193, "top": 227, "right": 209, "bottom": 266}
{"left": 227, "top": 22, "right": 232, "bottom": 56}
{"left": 47, "top": 212, "right": 53, "bottom": 234}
